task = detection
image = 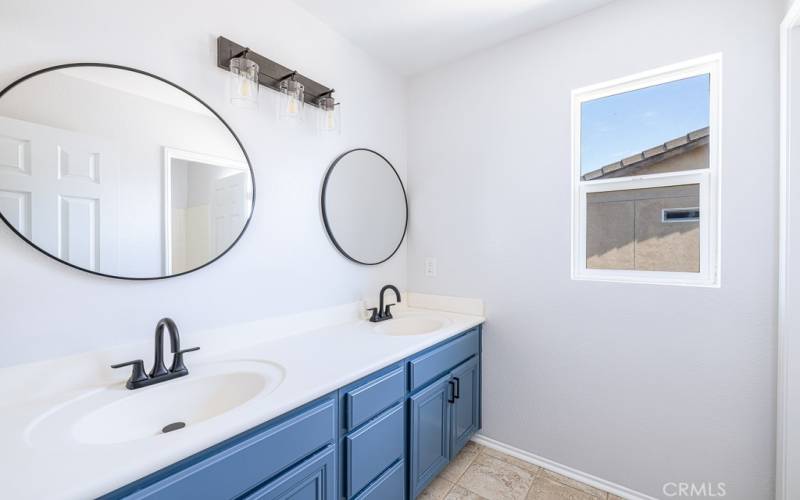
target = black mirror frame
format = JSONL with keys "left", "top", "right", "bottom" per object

{"left": 320, "top": 148, "right": 408, "bottom": 266}
{"left": 0, "top": 62, "right": 256, "bottom": 281}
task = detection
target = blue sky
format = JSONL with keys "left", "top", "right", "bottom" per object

{"left": 580, "top": 74, "right": 710, "bottom": 175}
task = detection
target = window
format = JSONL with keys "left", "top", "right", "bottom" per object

{"left": 571, "top": 55, "right": 720, "bottom": 286}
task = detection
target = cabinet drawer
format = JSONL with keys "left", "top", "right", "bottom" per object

{"left": 343, "top": 365, "right": 405, "bottom": 431}
{"left": 408, "top": 328, "right": 479, "bottom": 391}
{"left": 241, "top": 445, "right": 335, "bottom": 500}
{"left": 344, "top": 403, "right": 404, "bottom": 498}
{"left": 352, "top": 460, "right": 404, "bottom": 500}
{"left": 116, "top": 397, "right": 336, "bottom": 499}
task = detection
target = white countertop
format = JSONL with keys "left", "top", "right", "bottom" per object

{"left": 0, "top": 296, "right": 484, "bottom": 499}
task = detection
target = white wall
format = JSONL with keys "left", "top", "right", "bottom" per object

{"left": 407, "top": 0, "right": 779, "bottom": 498}
{"left": 0, "top": 0, "right": 407, "bottom": 366}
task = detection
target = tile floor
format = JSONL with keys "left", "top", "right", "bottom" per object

{"left": 417, "top": 441, "right": 624, "bottom": 500}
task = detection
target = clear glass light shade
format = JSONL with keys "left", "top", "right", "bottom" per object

{"left": 317, "top": 96, "right": 341, "bottom": 134}
{"left": 229, "top": 57, "right": 259, "bottom": 108}
{"left": 278, "top": 79, "right": 304, "bottom": 120}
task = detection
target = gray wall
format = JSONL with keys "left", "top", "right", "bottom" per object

{"left": 407, "top": 0, "right": 779, "bottom": 498}
{"left": 0, "top": 0, "right": 407, "bottom": 366}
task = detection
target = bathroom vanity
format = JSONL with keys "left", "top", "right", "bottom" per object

{"left": 103, "top": 326, "right": 481, "bottom": 500}
{"left": 1, "top": 301, "right": 483, "bottom": 500}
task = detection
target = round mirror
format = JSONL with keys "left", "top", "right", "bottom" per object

{"left": 321, "top": 149, "right": 407, "bottom": 265}
{"left": 0, "top": 64, "right": 254, "bottom": 279}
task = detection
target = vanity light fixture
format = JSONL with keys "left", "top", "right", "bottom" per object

{"left": 217, "top": 36, "right": 339, "bottom": 124}
{"left": 278, "top": 72, "right": 305, "bottom": 121}
{"left": 316, "top": 91, "right": 341, "bottom": 134}
{"left": 229, "top": 48, "right": 259, "bottom": 108}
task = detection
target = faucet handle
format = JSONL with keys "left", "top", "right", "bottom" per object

{"left": 383, "top": 303, "right": 396, "bottom": 318}
{"left": 111, "top": 360, "right": 148, "bottom": 389}
{"left": 170, "top": 346, "right": 199, "bottom": 374}
{"left": 367, "top": 307, "right": 379, "bottom": 322}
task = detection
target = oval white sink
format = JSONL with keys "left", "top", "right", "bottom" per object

{"left": 374, "top": 313, "right": 450, "bottom": 336}
{"left": 25, "top": 360, "right": 284, "bottom": 447}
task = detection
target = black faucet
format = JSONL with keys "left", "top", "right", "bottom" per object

{"left": 111, "top": 318, "right": 199, "bottom": 390}
{"left": 368, "top": 285, "right": 401, "bottom": 322}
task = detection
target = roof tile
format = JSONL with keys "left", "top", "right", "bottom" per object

{"left": 688, "top": 127, "right": 710, "bottom": 141}
{"left": 621, "top": 154, "right": 643, "bottom": 166}
{"left": 665, "top": 135, "right": 689, "bottom": 149}
{"left": 643, "top": 145, "right": 666, "bottom": 158}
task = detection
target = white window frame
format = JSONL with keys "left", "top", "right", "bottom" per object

{"left": 570, "top": 54, "right": 722, "bottom": 287}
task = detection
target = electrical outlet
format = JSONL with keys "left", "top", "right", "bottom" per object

{"left": 424, "top": 257, "right": 437, "bottom": 277}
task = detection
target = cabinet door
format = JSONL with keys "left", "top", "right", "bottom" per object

{"left": 409, "top": 375, "right": 452, "bottom": 498}
{"left": 450, "top": 356, "right": 480, "bottom": 457}
{"left": 242, "top": 445, "right": 335, "bottom": 500}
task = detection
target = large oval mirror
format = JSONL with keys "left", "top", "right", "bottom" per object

{"left": 321, "top": 149, "right": 407, "bottom": 265}
{"left": 0, "top": 64, "right": 254, "bottom": 279}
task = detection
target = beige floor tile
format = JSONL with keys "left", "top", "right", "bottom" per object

{"left": 464, "top": 440, "right": 485, "bottom": 453}
{"left": 441, "top": 443, "right": 481, "bottom": 481}
{"left": 446, "top": 484, "right": 488, "bottom": 500}
{"left": 457, "top": 453, "right": 536, "bottom": 500}
{"left": 481, "top": 446, "right": 542, "bottom": 474}
{"left": 526, "top": 476, "right": 601, "bottom": 500}
{"left": 539, "top": 469, "right": 607, "bottom": 498}
{"left": 418, "top": 476, "right": 455, "bottom": 500}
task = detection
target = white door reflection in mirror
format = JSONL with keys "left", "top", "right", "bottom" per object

{"left": 0, "top": 116, "right": 119, "bottom": 273}
{"left": 163, "top": 148, "right": 250, "bottom": 275}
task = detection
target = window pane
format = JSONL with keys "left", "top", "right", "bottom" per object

{"left": 581, "top": 74, "right": 710, "bottom": 181}
{"left": 586, "top": 184, "right": 700, "bottom": 272}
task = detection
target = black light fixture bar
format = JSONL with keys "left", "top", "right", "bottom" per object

{"left": 217, "top": 36, "right": 333, "bottom": 108}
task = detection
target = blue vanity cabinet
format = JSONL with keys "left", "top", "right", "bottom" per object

{"left": 351, "top": 460, "right": 404, "bottom": 500}
{"left": 409, "top": 374, "right": 453, "bottom": 496}
{"left": 407, "top": 327, "right": 482, "bottom": 498}
{"left": 339, "top": 363, "right": 406, "bottom": 500}
{"left": 449, "top": 355, "right": 480, "bottom": 457}
{"left": 241, "top": 445, "right": 336, "bottom": 500}
{"left": 102, "top": 395, "right": 338, "bottom": 500}
{"left": 104, "top": 325, "right": 482, "bottom": 500}
{"left": 408, "top": 328, "right": 480, "bottom": 392}
{"left": 343, "top": 403, "right": 404, "bottom": 498}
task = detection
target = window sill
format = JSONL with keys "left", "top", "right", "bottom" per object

{"left": 571, "top": 271, "right": 720, "bottom": 288}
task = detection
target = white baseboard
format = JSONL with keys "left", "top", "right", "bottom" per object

{"left": 471, "top": 434, "right": 658, "bottom": 500}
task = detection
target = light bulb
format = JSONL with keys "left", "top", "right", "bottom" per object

{"left": 325, "top": 109, "right": 336, "bottom": 130}
{"left": 287, "top": 95, "right": 299, "bottom": 115}
{"left": 239, "top": 77, "right": 251, "bottom": 98}
{"left": 278, "top": 79, "right": 304, "bottom": 121}
{"left": 229, "top": 56, "right": 259, "bottom": 109}
{"left": 316, "top": 95, "right": 340, "bottom": 134}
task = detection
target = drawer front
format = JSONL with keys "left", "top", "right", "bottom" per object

{"left": 119, "top": 398, "right": 336, "bottom": 499}
{"left": 408, "top": 328, "right": 479, "bottom": 391}
{"left": 344, "top": 365, "right": 405, "bottom": 431}
{"left": 241, "top": 445, "right": 336, "bottom": 500}
{"left": 352, "top": 460, "right": 404, "bottom": 500}
{"left": 345, "top": 403, "right": 404, "bottom": 498}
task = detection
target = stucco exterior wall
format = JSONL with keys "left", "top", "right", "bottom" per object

{"left": 587, "top": 184, "right": 700, "bottom": 271}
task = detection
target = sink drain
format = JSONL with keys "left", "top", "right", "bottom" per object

{"left": 162, "top": 422, "right": 186, "bottom": 434}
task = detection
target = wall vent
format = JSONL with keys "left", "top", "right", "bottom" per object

{"left": 662, "top": 207, "right": 700, "bottom": 223}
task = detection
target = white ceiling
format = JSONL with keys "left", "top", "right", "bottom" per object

{"left": 292, "top": 0, "right": 615, "bottom": 75}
